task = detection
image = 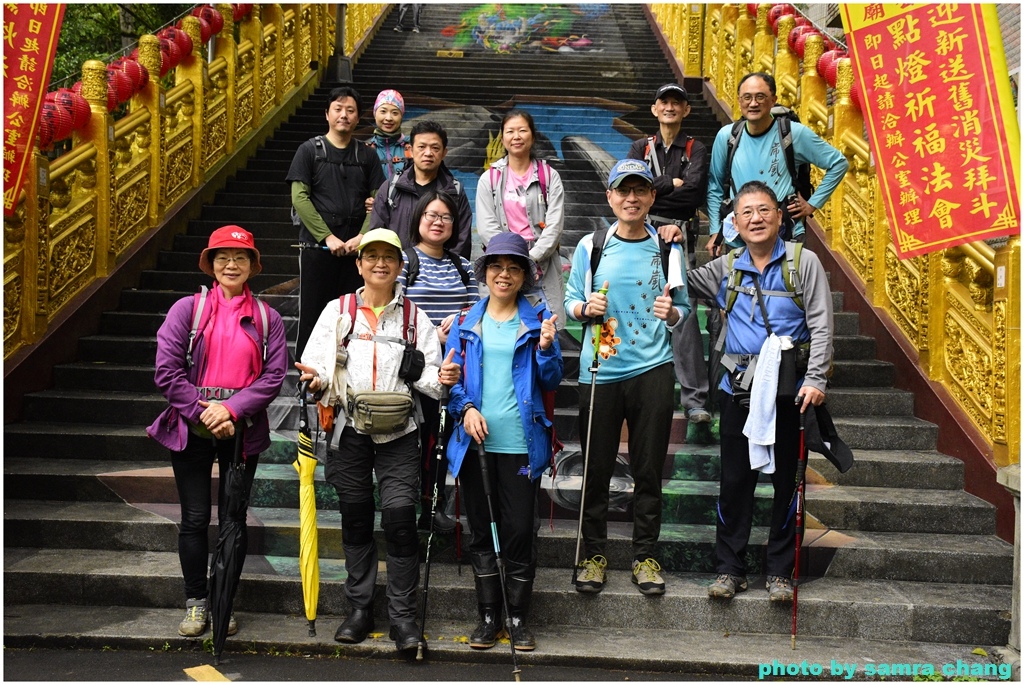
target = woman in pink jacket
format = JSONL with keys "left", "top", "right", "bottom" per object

{"left": 147, "top": 226, "right": 287, "bottom": 638}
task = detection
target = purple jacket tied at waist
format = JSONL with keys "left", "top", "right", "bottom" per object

{"left": 147, "top": 292, "right": 288, "bottom": 455}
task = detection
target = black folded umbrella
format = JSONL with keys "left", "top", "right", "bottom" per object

{"left": 208, "top": 425, "right": 250, "bottom": 665}
{"left": 804, "top": 403, "right": 854, "bottom": 473}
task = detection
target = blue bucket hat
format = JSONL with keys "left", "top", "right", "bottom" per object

{"left": 475, "top": 232, "right": 537, "bottom": 289}
{"left": 607, "top": 158, "right": 654, "bottom": 188}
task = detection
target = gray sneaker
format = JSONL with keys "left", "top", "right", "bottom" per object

{"left": 228, "top": 614, "right": 238, "bottom": 636}
{"left": 767, "top": 575, "right": 794, "bottom": 603}
{"left": 631, "top": 558, "right": 666, "bottom": 595}
{"left": 707, "top": 574, "right": 748, "bottom": 600}
{"left": 179, "top": 598, "right": 208, "bottom": 637}
{"left": 687, "top": 407, "right": 712, "bottom": 424}
{"left": 575, "top": 555, "right": 608, "bottom": 593}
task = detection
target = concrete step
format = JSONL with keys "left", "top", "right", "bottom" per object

{"left": 118, "top": 289, "right": 299, "bottom": 313}
{"left": 4, "top": 604, "right": 1008, "bottom": 679}
{"left": 4, "top": 548, "right": 1011, "bottom": 645}
{"left": 808, "top": 449, "right": 964, "bottom": 490}
{"left": 7, "top": 500, "right": 1009, "bottom": 585}
{"left": 157, "top": 251, "right": 297, "bottom": 274}
{"left": 807, "top": 485, "right": 995, "bottom": 534}
{"left": 139, "top": 270, "right": 295, "bottom": 293}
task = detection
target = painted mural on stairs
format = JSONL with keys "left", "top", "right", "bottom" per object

{"left": 440, "top": 4, "right": 610, "bottom": 53}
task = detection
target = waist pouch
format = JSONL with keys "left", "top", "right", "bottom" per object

{"left": 347, "top": 390, "right": 414, "bottom": 434}
{"left": 729, "top": 343, "right": 809, "bottom": 406}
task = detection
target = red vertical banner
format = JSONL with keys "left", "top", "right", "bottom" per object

{"left": 841, "top": 4, "right": 1021, "bottom": 258}
{"left": 3, "top": 3, "right": 65, "bottom": 216}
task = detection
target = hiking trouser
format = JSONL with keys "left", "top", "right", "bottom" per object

{"left": 460, "top": 451, "right": 539, "bottom": 581}
{"left": 672, "top": 295, "right": 710, "bottom": 412}
{"left": 326, "top": 427, "right": 420, "bottom": 624}
{"left": 716, "top": 393, "right": 801, "bottom": 578}
{"left": 577, "top": 362, "right": 674, "bottom": 561}
{"left": 171, "top": 431, "right": 260, "bottom": 600}
{"left": 296, "top": 247, "right": 363, "bottom": 358}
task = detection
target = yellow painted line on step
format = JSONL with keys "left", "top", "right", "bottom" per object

{"left": 183, "top": 665, "right": 230, "bottom": 681}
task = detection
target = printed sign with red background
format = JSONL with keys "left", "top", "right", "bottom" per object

{"left": 3, "top": 4, "right": 65, "bottom": 216}
{"left": 841, "top": 3, "right": 1020, "bottom": 258}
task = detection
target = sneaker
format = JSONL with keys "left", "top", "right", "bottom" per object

{"left": 767, "top": 575, "right": 794, "bottom": 603}
{"left": 687, "top": 407, "right": 712, "bottom": 424}
{"left": 393, "top": 24, "right": 404, "bottom": 32}
{"left": 411, "top": 26, "right": 421, "bottom": 33}
{"left": 228, "top": 614, "right": 238, "bottom": 636}
{"left": 631, "top": 558, "right": 666, "bottom": 595}
{"left": 178, "top": 598, "right": 208, "bottom": 637}
{"left": 707, "top": 574, "right": 748, "bottom": 600}
{"left": 574, "top": 555, "right": 607, "bottom": 593}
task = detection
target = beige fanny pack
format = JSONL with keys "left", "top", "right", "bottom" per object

{"left": 347, "top": 390, "right": 414, "bottom": 435}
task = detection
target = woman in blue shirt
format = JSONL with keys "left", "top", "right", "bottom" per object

{"left": 445, "top": 232, "right": 563, "bottom": 652}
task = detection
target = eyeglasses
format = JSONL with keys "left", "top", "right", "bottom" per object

{"left": 737, "top": 205, "right": 779, "bottom": 220}
{"left": 213, "top": 255, "right": 251, "bottom": 266}
{"left": 486, "top": 263, "right": 525, "bottom": 277}
{"left": 739, "top": 93, "right": 770, "bottom": 104}
{"left": 360, "top": 253, "right": 399, "bottom": 264}
{"left": 423, "top": 211, "right": 455, "bottom": 225}
{"left": 612, "top": 185, "right": 652, "bottom": 198}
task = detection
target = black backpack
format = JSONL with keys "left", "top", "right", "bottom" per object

{"left": 722, "top": 107, "right": 814, "bottom": 239}
{"left": 403, "top": 246, "right": 470, "bottom": 288}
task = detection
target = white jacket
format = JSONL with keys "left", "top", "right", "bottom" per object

{"left": 301, "top": 284, "right": 444, "bottom": 443}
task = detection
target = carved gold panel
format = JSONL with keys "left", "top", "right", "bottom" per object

{"left": 46, "top": 207, "right": 97, "bottom": 319}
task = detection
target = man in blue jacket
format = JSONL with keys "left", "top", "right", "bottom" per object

{"left": 688, "top": 181, "right": 834, "bottom": 603}
{"left": 564, "top": 159, "right": 690, "bottom": 597}
{"left": 706, "top": 72, "right": 848, "bottom": 256}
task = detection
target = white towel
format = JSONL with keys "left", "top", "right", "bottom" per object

{"left": 743, "top": 334, "right": 782, "bottom": 474}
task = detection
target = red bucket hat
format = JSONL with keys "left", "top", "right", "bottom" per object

{"left": 199, "top": 225, "right": 262, "bottom": 277}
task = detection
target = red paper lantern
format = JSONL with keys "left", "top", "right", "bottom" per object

{"left": 107, "top": 67, "right": 134, "bottom": 104}
{"left": 117, "top": 58, "right": 145, "bottom": 91}
{"left": 105, "top": 81, "right": 119, "bottom": 111}
{"left": 196, "top": 16, "right": 213, "bottom": 43}
{"left": 37, "top": 115, "right": 54, "bottom": 148}
{"left": 818, "top": 49, "right": 845, "bottom": 86}
{"left": 162, "top": 26, "right": 193, "bottom": 57}
{"left": 793, "top": 16, "right": 811, "bottom": 29}
{"left": 159, "top": 38, "right": 182, "bottom": 76}
{"left": 747, "top": 4, "right": 759, "bottom": 16}
{"left": 849, "top": 80, "right": 862, "bottom": 111}
{"left": 54, "top": 88, "right": 91, "bottom": 130}
{"left": 72, "top": 81, "right": 83, "bottom": 95}
{"left": 787, "top": 25, "right": 815, "bottom": 53}
{"left": 768, "top": 4, "right": 796, "bottom": 33}
{"left": 136, "top": 62, "right": 150, "bottom": 90}
{"left": 42, "top": 100, "right": 74, "bottom": 141}
{"left": 194, "top": 6, "right": 224, "bottom": 35}
{"left": 793, "top": 28, "right": 821, "bottom": 58}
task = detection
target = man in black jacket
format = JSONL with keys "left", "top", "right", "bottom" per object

{"left": 286, "top": 86, "right": 385, "bottom": 357}
{"left": 369, "top": 120, "right": 473, "bottom": 259}
{"left": 627, "top": 83, "right": 712, "bottom": 424}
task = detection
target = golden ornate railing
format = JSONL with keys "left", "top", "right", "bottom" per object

{"left": 651, "top": 3, "right": 1020, "bottom": 467}
{"left": 3, "top": 3, "right": 388, "bottom": 362}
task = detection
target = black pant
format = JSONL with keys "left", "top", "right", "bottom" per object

{"left": 418, "top": 395, "right": 453, "bottom": 505}
{"left": 297, "top": 247, "right": 363, "bottom": 358}
{"left": 577, "top": 362, "right": 674, "bottom": 560}
{"left": 716, "top": 394, "right": 800, "bottom": 578}
{"left": 171, "top": 431, "right": 260, "bottom": 600}
{"left": 459, "top": 450, "right": 539, "bottom": 579}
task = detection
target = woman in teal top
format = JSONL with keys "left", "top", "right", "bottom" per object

{"left": 445, "top": 232, "right": 563, "bottom": 653}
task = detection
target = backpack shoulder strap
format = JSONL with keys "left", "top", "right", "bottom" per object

{"left": 313, "top": 136, "right": 327, "bottom": 162}
{"left": 658, "top": 231, "right": 671, "bottom": 279}
{"left": 723, "top": 247, "right": 746, "bottom": 314}
{"left": 724, "top": 121, "right": 745, "bottom": 197}
{"left": 186, "top": 286, "right": 210, "bottom": 368}
{"left": 402, "top": 296, "right": 418, "bottom": 346}
{"left": 782, "top": 241, "right": 805, "bottom": 310}
{"left": 403, "top": 247, "right": 420, "bottom": 288}
{"left": 453, "top": 178, "right": 462, "bottom": 195}
{"left": 536, "top": 159, "right": 549, "bottom": 202}
{"left": 684, "top": 137, "right": 694, "bottom": 164}
{"left": 387, "top": 172, "right": 401, "bottom": 208}
{"left": 445, "top": 249, "right": 471, "bottom": 286}
{"left": 254, "top": 298, "right": 270, "bottom": 362}
{"left": 645, "top": 136, "right": 662, "bottom": 177}
{"left": 589, "top": 227, "right": 609, "bottom": 283}
{"left": 777, "top": 116, "right": 799, "bottom": 187}
{"left": 340, "top": 293, "right": 358, "bottom": 348}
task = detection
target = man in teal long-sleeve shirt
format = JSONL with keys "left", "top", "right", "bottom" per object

{"left": 706, "top": 72, "right": 848, "bottom": 256}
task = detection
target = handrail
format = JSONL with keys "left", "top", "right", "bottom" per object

{"left": 649, "top": 3, "right": 1019, "bottom": 468}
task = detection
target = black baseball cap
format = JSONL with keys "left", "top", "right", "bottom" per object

{"left": 655, "top": 83, "right": 688, "bottom": 102}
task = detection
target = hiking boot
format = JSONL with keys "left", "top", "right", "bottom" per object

{"left": 767, "top": 575, "right": 794, "bottom": 603}
{"left": 178, "top": 598, "right": 208, "bottom": 637}
{"left": 389, "top": 621, "right": 425, "bottom": 652}
{"left": 707, "top": 574, "right": 748, "bottom": 600}
{"left": 631, "top": 558, "right": 666, "bottom": 595}
{"left": 687, "top": 407, "right": 712, "bottom": 424}
{"left": 574, "top": 555, "right": 607, "bottom": 593}
{"left": 509, "top": 613, "right": 536, "bottom": 652}
{"left": 228, "top": 614, "right": 238, "bottom": 636}
{"left": 469, "top": 606, "right": 501, "bottom": 649}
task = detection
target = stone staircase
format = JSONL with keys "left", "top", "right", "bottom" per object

{"left": 3, "top": 3, "right": 1012, "bottom": 674}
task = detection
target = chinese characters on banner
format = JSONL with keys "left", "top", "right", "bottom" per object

{"left": 841, "top": 3, "right": 1021, "bottom": 258}
{"left": 3, "top": 4, "right": 66, "bottom": 216}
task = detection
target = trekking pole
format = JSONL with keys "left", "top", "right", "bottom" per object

{"left": 476, "top": 443, "right": 521, "bottom": 682}
{"left": 290, "top": 243, "right": 330, "bottom": 250}
{"left": 791, "top": 398, "right": 808, "bottom": 650}
{"left": 416, "top": 387, "right": 450, "bottom": 661}
{"left": 572, "top": 286, "right": 607, "bottom": 585}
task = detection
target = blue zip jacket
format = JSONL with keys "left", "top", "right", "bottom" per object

{"left": 444, "top": 294, "right": 564, "bottom": 480}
